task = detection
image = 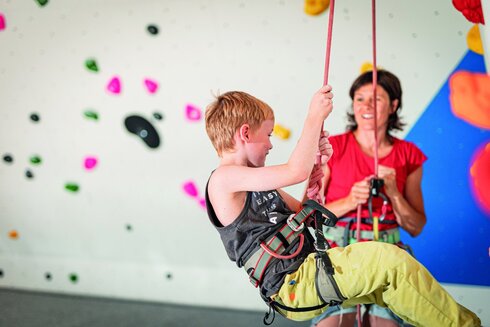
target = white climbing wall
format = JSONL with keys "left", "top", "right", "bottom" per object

{"left": 0, "top": 0, "right": 488, "bottom": 324}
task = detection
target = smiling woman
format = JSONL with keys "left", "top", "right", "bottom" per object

{"left": 312, "top": 70, "right": 428, "bottom": 327}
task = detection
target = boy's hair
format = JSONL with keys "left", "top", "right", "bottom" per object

{"left": 205, "top": 91, "right": 274, "bottom": 156}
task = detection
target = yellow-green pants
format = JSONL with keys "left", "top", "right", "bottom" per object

{"left": 276, "top": 242, "right": 481, "bottom": 326}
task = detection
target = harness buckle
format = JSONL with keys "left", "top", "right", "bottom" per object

{"left": 286, "top": 214, "right": 304, "bottom": 232}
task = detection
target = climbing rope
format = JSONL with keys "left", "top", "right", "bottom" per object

{"left": 308, "top": 0, "right": 335, "bottom": 203}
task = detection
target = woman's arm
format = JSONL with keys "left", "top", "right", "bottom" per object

{"left": 321, "top": 166, "right": 371, "bottom": 217}
{"left": 387, "top": 166, "right": 426, "bottom": 237}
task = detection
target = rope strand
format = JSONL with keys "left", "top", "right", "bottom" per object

{"left": 309, "top": 0, "right": 335, "bottom": 202}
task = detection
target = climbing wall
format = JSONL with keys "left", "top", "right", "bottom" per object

{"left": 0, "top": 0, "right": 488, "bottom": 324}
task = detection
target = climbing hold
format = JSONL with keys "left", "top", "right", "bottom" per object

{"left": 25, "top": 169, "right": 34, "bottom": 179}
{"left": 467, "top": 24, "right": 484, "bottom": 55}
{"left": 449, "top": 71, "right": 490, "bottom": 129}
{"left": 30, "top": 113, "right": 40, "bottom": 122}
{"left": 35, "top": 0, "right": 49, "bottom": 7}
{"left": 144, "top": 78, "right": 159, "bottom": 94}
{"left": 470, "top": 142, "right": 490, "bottom": 214}
{"left": 8, "top": 230, "right": 19, "bottom": 239}
{"left": 65, "top": 183, "right": 80, "bottom": 193}
{"left": 185, "top": 104, "right": 202, "bottom": 121}
{"left": 85, "top": 58, "right": 99, "bottom": 72}
{"left": 0, "top": 13, "right": 6, "bottom": 31}
{"left": 83, "top": 110, "right": 99, "bottom": 121}
{"left": 30, "top": 155, "right": 42, "bottom": 165}
{"left": 147, "top": 24, "right": 159, "bottom": 35}
{"left": 69, "top": 273, "right": 78, "bottom": 283}
{"left": 183, "top": 181, "right": 199, "bottom": 197}
{"left": 107, "top": 76, "right": 121, "bottom": 94}
{"left": 304, "top": 0, "right": 329, "bottom": 16}
{"left": 153, "top": 112, "right": 164, "bottom": 120}
{"left": 124, "top": 115, "right": 160, "bottom": 149}
{"left": 3, "top": 154, "right": 13, "bottom": 163}
{"left": 84, "top": 156, "right": 98, "bottom": 170}
{"left": 273, "top": 124, "right": 291, "bottom": 140}
{"left": 452, "top": 0, "right": 485, "bottom": 24}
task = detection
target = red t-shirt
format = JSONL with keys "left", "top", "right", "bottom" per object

{"left": 324, "top": 132, "right": 427, "bottom": 231}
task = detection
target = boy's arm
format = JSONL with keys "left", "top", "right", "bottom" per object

{"left": 277, "top": 189, "right": 302, "bottom": 212}
{"left": 217, "top": 86, "right": 334, "bottom": 193}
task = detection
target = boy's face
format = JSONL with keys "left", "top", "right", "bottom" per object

{"left": 246, "top": 119, "right": 274, "bottom": 168}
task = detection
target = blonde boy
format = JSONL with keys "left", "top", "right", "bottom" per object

{"left": 204, "top": 86, "right": 480, "bottom": 326}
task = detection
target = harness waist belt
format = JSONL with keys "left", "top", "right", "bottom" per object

{"left": 243, "top": 205, "right": 315, "bottom": 287}
{"left": 324, "top": 225, "right": 400, "bottom": 244}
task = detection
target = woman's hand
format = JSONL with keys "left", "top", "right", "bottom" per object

{"left": 346, "top": 177, "right": 371, "bottom": 209}
{"left": 378, "top": 165, "right": 400, "bottom": 199}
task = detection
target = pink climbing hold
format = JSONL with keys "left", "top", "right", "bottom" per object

{"left": 144, "top": 78, "right": 158, "bottom": 94}
{"left": 185, "top": 104, "right": 202, "bottom": 121}
{"left": 107, "top": 76, "right": 121, "bottom": 94}
{"left": 0, "top": 13, "right": 6, "bottom": 31}
{"left": 84, "top": 156, "right": 98, "bottom": 170}
{"left": 198, "top": 198, "right": 206, "bottom": 209}
{"left": 183, "top": 181, "right": 198, "bottom": 197}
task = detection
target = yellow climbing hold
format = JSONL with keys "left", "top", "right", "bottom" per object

{"left": 273, "top": 124, "right": 291, "bottom": 140}
{"left": 360, "top": 62, "right": 374, "bottom": 74}
{"left": 467, "top": 24, "right": 484, "bottom": 55}
{"left": 304, "top": 0, "right": 329, "bottom": 16}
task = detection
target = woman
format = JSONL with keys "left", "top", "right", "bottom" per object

{"left": 312, "top": 70, "right": 427, "bottom": 327}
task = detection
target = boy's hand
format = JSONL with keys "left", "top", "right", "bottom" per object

{"left": 306, "top": 163, "right": 324, "bottom": 200}
{"left": 310, "top": 85, "right": 334, "bottom": 120}
{"left": 316, "top": 130, "right": 333, "bottom": 165}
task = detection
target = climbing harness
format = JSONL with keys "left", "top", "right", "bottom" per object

{"left": 243, "top": 200, "right": 345, "bottom": 324}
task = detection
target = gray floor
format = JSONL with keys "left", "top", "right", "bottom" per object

{"left": 0, "top": 288, "right": 310, "bottom": 327}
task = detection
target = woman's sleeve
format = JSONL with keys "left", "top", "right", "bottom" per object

{"left": 406, "top": 142, "right": 428, "bottom": 175}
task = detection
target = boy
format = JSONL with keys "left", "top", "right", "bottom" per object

{"left": 204, "top": 86, "right": 481, "bottom": 326}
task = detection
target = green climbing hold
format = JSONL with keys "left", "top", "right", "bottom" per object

{"left": 85, "top": 58, "right": 99, "bottom": 72}
{"left": 30, "top": 155, "right": 42, "bottom": 165}
{"left": 65, "top": 183, "right": 79, "bottom": 193}
{"left": 83, "top": 110, "right": 99, "bottom": 121}
{"left": 35, "top": 0, "right": 49, "bottom": 7}
{"left": 69, "top": 273, "right": 78, "bottom": 283}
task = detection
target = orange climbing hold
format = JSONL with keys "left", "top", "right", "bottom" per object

{"left": 470, "top": 142, "right": 490, "bottom": 214}
{"left": 449, "top": 71, "right": 490, "bottom": 129}
{"left": 304, "top": 0, "right": 329, "bottom": 16}
{"left": 8, "top": 230, "right": 19, "bottom": 239}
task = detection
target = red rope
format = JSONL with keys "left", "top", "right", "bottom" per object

{"left": 355, "top": 1, "right": 378, "bottom": 325}
{"left": 323, "top": 0, "right": 335, "bottom": 87}
{"left": 372, "top": 0, "right": 379, "bottom": 178}
{"left": 309, "top": 0, "right": 335, "bottom": 203}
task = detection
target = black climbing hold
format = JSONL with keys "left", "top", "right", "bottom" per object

{"left": 124, "top": 115, "right": 160, "bottom": 149}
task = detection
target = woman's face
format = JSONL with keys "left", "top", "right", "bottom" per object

{"left": 352, "top": 83, "right": 398, "bottom": 132}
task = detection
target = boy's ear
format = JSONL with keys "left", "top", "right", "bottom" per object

{"left": 239, "top": 124, "right": 251, "bottom": 142}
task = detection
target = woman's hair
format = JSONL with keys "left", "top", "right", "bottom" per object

{"left": 346, "top": 70, "right": 405, "bottom": 139}
{"left": 205, "top": 91, "right": 274, "bottom": 156}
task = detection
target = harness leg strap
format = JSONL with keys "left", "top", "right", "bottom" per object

{"left": 315, "top": 252, "right": 346, "bottom": 305}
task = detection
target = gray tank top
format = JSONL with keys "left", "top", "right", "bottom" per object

{"left": 205, "top": 184, "right": 315, "bottom": 297}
